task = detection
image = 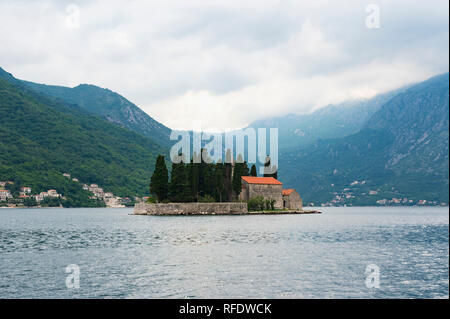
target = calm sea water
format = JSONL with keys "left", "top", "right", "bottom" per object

{"left": 0, "top": 206, "right": 448, "bottom": 299}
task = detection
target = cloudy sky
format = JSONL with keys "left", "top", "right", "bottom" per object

{"left": 0, "top": 0, "right": 448, "bottom": 131}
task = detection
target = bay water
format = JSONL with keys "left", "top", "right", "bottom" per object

{"left": 0, "top": 206, "right": 448, "bottom": 298}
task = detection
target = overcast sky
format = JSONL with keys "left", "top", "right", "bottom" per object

{"left": 0, "top": 0, "right": 448, "bottom": 131}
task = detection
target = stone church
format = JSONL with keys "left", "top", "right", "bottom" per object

{"left": 239, "top": 176, "right": 302, "bottom": 210}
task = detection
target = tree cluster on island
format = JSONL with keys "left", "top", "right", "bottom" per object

{"left": 149, "top": 149, "right": 276, "bottom": 203}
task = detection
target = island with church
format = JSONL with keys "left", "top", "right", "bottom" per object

{"left": 133, "top": 151, "right": 321, "bottom": 216}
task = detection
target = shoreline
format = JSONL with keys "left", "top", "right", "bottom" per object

{"left": 133, "top": 202, "right": 322, "bottom": 216}
{"left": 1, "top": 205, "right": 447, "bottom": 210}
{"left": 133, "top": 210, "right": 323, "bottom": 216}
{"left": 247, "top": 209, "right": 322, "bottom": 215}
{"left": 0, "top": 206, "right": 130, "bottom": 209}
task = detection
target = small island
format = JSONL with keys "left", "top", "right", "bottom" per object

{"left": 134, "top": 152, "right": 321, "bottom": 216}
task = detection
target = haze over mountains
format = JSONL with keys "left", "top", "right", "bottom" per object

{"left": 248, "top": 88, "right": 407, "bottom": 150}
{"left": 0, "top": 66, "right": 448, "bottom": 205}
{"left": 279, "top": 73, "right": 449, "bottom": 205}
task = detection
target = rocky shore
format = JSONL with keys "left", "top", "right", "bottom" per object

{"left": 133, "top": 202, "right": 321, "bottom": 216}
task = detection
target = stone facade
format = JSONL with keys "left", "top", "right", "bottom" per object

{"left": 239, "top": 177, "right": 284, "bottom": 209}
{"left": 282, "top": 189, "right": 303, "bottom": 210}
{"left": 134, "top": 202, "right": 248, "bottom": 215}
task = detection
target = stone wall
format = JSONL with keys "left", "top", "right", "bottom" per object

{"left": 134, "top": 202, "right": 248, "bottom": 215}
{"left": 283, "top": 191, "right": 303, "bottom": 210}
{"left": 240, "top": 181, "right": 283, "bottom": 209}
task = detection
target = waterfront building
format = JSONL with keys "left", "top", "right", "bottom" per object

{"left": 282, "top": 188, "right": 303, "bottom": 210}
{"left": 239, "top": 176, "right": 304, "bottom": 210}
{"left": 239, "top": 176, "right": 284, "bottom": 209}
{"left": 20, "top": 187, "right": 32, "bottom": 195}
{"left": 47, "top": 190, "right": 59, "bottom": 198}
{"left": 0, "top": 190, "right": 13, "bottom": 201}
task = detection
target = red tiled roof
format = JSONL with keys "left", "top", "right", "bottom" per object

{"left": 282, "top": 188, "right": 295, "bottom": 196}
{"left": 241, "top": 176, "right": 282, "bottom": 185}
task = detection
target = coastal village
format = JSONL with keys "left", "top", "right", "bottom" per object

{"left": 0, "top": 173, "right": 146, "bottom": 208}
{"left": 63, "top": 175, "right": 134, "bottom": 207}
{"left": 315, "top": 179, "right": 446, "bottom": 207}
{"left": 0, "top": 183, "right": 64, "bottom": 204}
{"left": 0, "top": 173, "right": 445, "bottom": 208}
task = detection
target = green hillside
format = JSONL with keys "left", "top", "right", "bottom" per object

{"left": 279, "top": 73, "right": 449, "bottom": 206}
{"left": 1, "top": 65, "right": 448, "bottom": 207}
{"left": 0, "top": 78, "right": 165, "bottom": 206}
{"left": 0, "top": 67, "right": 171, "bottom": 148}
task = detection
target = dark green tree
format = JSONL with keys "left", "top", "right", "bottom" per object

{"left": 23, "top": 197, "right": 38, "bottom": 207}
{"left": 232, "top": 154, "right": 246, "bottom": 197}
{"left": 150, "top": 155, "right": 168, "bottom": 202}
{"left": 250, "top": 164, "right": 257, "bottom": 177}
{"left": 169, "top": 159, "right": 191, "bottom": 202}
{"left": 5, "top": 181, "right": 21, "bottom": 197}
{"left": 214, "top": 161, "right": 225, "bottom": 202}
{"left": 188, "top": 151, "right": 201, "bottom": 201}
{"left": 199, "top": 149, "right": 216, "bottom": 198}
{"left": 242, "top": 161, "right": 249, "bottom": 176}
{"left": 223, "top": 149, "right": 233, "bottom": 201}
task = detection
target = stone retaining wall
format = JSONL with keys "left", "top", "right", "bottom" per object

{"left": 240, "top": 182, "right": 283, "bottom": 209}
{"left": 133, "top": 202, "right": 248, "bottom": 215}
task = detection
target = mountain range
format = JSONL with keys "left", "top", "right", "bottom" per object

{"left": 0, "top": 66, "right": 448, "bottom": 206}
{"left": 0, "top": 69, "right": 165, "bottom": 206}
{"left": 0, "top": 67, "right": 171, "bottom": 147}
{"left": 278, "top": 73, "right": 449, "bottom": 205}
{"left": 248, "top": 88, "right": 406, "bottom": 150}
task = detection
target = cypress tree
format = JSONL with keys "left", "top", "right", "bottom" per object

{"left": 242, "top": 161, "right": 249, "bottom": 176}
{"left": 232, "top": 154, "right": 245, "bottom": 197}
{"left": 168, "top": 162, "right": 179, "bottom": 202}
{"left": 169, "top": 159, "right": 191, "bottom": 202}
{"left": 250, "top": 164, "right": 257, "bottom": 177}
{"left": 189, "top": 152, "right": 200, "bottom": 201}
{"left": 223, "top": 149, "right": 233, "bottom": 201}
{"left": 214, "top": 161, "right": 225, "bottom": 202}
{"left": 198, "top": 148, "right": 208, "bottom": 197}
{"left": 150, "top": 155, "right": 168, "bottom": 202}
{"left": 203, "top": 163, "right": 216, "bottom": 198}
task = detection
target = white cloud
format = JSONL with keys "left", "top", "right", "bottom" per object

{"left": 0, "top": 0, "right": 448, "bottom": 131}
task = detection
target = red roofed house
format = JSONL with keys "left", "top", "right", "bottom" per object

{"left": 282, "top": 189, "right": 303, "bottom": 210}
{"left": 239, "top": 176, "right": 304, "bottom": 210}
{"left": 240, "top": 176, "right": 284, "bottom": 209}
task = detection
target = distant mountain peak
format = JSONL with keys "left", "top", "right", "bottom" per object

{"left": 0, "top": 67, "right": 14, "bottom": 79}
{"left": 278, "top": 73, "right": 449, "bottom": 205}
